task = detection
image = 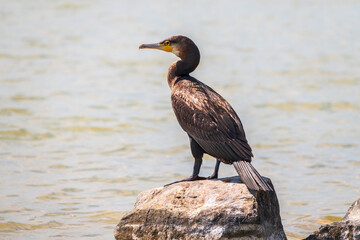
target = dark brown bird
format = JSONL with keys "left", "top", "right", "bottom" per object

{"left": 139, "top": 35, "right": 272, "bottom": 191}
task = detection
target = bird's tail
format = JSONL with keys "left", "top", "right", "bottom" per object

{"left": 233, "top": 161, "right": 273, "bottom": 191}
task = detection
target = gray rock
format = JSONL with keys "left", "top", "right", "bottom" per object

{"left": 304, "top": 198, "right": 360, "bottom": 240}
{"left": 114, "top": 176, "right": 287, "bottom": 240}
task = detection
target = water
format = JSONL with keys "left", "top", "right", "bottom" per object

{"left": 0, "top": 0, "right": 359, "bottom": 239}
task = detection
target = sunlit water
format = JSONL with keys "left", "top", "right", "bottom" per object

{"left": 0, "top": 1, "right": 359, "bottom": 239}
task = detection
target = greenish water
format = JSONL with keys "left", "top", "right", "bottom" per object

{"left": 0, "top": 1, "right": 359, "bottom": 239}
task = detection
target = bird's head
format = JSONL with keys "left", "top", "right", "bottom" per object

{"left": 139, "top": 35, "right": 198, "bottom": 60}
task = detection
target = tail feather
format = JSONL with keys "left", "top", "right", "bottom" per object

{"left": 233, "top": 161, "right": 273, "bottom": 191}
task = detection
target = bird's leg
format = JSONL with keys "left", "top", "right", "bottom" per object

{"left": 208, "top": 159, "right": 220, "bottom": 179}
{"left": 164, "top": 136, "right": 206, "bottom": 187}
{"left": 190, "top": 157, "right": 205, "bottom": 180}
{"left": 187, "top": 136, "right": 205, "bottom": 180}
{"left": 164, "top": 158, "right": 206, "bottom": 186}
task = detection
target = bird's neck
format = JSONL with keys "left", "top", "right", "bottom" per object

{"left": 167, "top": 53, "right": 200, "bottom": 89}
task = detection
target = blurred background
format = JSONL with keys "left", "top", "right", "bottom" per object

{"left": 0, "top": 0, "right": 359, "bottom": 239}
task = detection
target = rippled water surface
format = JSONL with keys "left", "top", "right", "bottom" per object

{"left": 1, "top": 1, "right": 359, "bottom": 239}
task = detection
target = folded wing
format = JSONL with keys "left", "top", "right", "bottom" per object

{"left": 171, "top": 80, "right": 253, "bottom": 162}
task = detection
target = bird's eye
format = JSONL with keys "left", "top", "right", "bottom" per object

{"left": 164, "top": 41, "right": 170, "bottom": 46}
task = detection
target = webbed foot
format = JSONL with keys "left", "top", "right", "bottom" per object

{"left": 164, "top": 175, "right": 206, "bottom": 187}
{"left": 207, "top": 173, "right": 218, "bottom": 179}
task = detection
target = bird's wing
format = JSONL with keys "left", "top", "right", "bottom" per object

{"left": 171, "top": 81, "right": 253, "bottom": 161}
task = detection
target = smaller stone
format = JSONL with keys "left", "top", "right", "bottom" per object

{"left": 114, "top": 176, "right": 287, "bottom": 240}
{"left": 305, "top": 198, "right": 360, "bottom": 240}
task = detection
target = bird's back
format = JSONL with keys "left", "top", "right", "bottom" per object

{"left": 171, "top": 76, "right": 253, "bottom": 163}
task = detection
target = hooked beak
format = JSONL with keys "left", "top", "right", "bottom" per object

{"left": 139, "top": 43, "right": 173, "bottom": 52}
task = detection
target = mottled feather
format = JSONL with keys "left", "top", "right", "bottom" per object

{"left": 171, "top": 76, "right": 253, "bottom": 163}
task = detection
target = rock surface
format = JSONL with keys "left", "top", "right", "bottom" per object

{"left": 114, "top": 176, "right": 287, "bottom": 240}
{"left": 305, "top": 198, "right": 360, "bottom": 240}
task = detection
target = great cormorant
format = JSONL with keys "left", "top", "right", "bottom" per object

{"left": 139, "top": 35, "right": 273, "bottom": 191}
